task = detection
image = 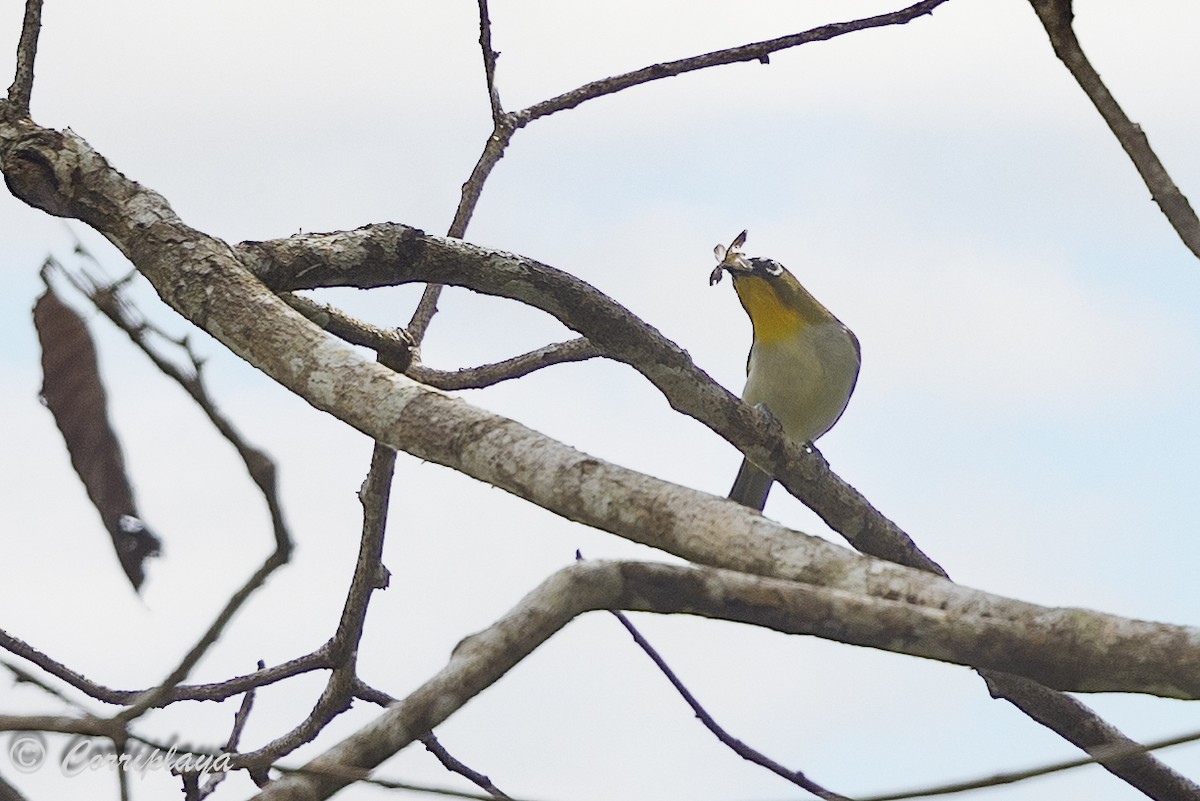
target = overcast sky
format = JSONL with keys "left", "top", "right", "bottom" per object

{"left": 3, "top": 2, "right": 1200, "bottom": 800}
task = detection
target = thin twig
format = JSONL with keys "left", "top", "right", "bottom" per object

{"left": 330, "top": 440, "right": 395, "bottom": 662}
{"left": 227, "top": 662, "right": 263, "bottom": 753}
{"left": 1028, "top": 0, "right": 1200, "bottom": 259}
{"left": 0, "top": 715, "right": 122, "bottom": 737}
{"left": 193, "top": 663, "right": 262, "bottom": 800}
{"left": 406, "top": 0, "right": 513, "bottom": 345}
{"left": 514, "top": 0, "right": 950, "bottom": 127}
{"left": 116, "top": 736, "right": 130, "bottom": 801}
{"left": 0, "top": 627, "right": 130, "bottom": 705}
{"left": 234, "top": 351, "right": 402, "bottom": 774}
{"left": 608, "top": 608, "right": 851, "bottom": 801}
{"left": 405, "top": 121, "right": 512, "bottom": 341}
{"left": 477, "top": 0, "right": 503, "bottom": 122}
{"left": 231, "top": 668, "right": 356, "bottom": 772}
{"left": 407, "top": 338, "right": 602, "bottom": 390}
{"left": 860, "top": 726, "right": 1200, "bottom": 801}
{"left": 421, "top": 733, "right": 511, "bottom": 800}
{"left": 281, "top": 292, "right": 415, "bottom": 369}
{"left": 0, "top": 625, "right": 328, "bottom": 705}
{"left": 116, "top": 550, "right": 293, "bottom": 721}
{"left": 2, "top": 659, "right": 81, "bottom": 707}
{"left": 5, "top": 0, "right": 43, "bottom": 114}
{"left": 577, "top": 549, "right": 849, "bottom": 799}
{"left": 284, "top": 290, "right": 600, "bottom": 387}
{"left": 352, "top": 679, "right": 395, "bottom": 707}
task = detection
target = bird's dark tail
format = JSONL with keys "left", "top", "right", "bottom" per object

{"left": 728, "top": 457, "right": 774, "bottom": 511}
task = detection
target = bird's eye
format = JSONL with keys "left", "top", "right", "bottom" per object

{"left": 750, "top": 258, "right": 784, "bottom": 277}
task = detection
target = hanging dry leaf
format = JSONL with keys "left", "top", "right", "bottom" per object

{"left": 32, "top": 286, "right": 160, "bottom": 590}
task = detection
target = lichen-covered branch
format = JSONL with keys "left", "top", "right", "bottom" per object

{"left": 251, "top": 560, "right": 1200, "bottom": 800}
{"left": 5, "top": 0, "right": 42, "bottom": 114}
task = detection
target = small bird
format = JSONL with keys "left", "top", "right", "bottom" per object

{"left": 710, "top": 231, "right": 860, "bottom": 510}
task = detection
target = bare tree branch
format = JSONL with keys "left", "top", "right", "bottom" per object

{"left": 2, "top": 659, "right": 80, "bottom": 707}
{"left": 514, "top": 0, "right": 951, "bottom": 127}
{"left": 0, "top": 624, "right": 328, "bottom": 706}
{"left": 191, "top": 664, "right": 262, "bottom": 800}
{"left": 1027, "top": 0, "right": 1200, "bottom": 259}
{"left": 250, "top": 560, "right": 1200, "bottom": 799}
{"left": 283, "top": 290, "right": 599, "bottom": 388}
{"left": 406, "top": 0, "right": 510, "bottom": 344}
{"left": 231, "top": 371, "right": 402, "bottom": 775}
{"left": 0, "top": 715, "right": 122, "bottom": 737}
{"left": 280, "top": 292, "right": 415, "bottom": 370}
{"left": 406, "top": 338, "right": 602, "bottom": 390}
{"left": 476, "top": 0, "right": 503, "bottom": 123}
{"left": 5, "top": 0, "right": 42, "bottom": 114}
{"left": 232, "top": 669, "right": 356, "bottom": 774}
{"left": 115, "top": 547, "right": 294, "bottom": 722}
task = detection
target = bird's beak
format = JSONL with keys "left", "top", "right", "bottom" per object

{"left": 709, "top": 254, "right": 753, "bottom": 286}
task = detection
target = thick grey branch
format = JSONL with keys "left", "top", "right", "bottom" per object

{"left": 252, "top": 560, "right": 1200, "bottom": 800}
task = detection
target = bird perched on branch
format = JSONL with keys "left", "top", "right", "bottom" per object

{"left": 709, "top": 231, "right": 860, "bottom": 511}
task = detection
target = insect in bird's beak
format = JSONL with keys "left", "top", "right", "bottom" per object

{"left": 709, "top": 229, "right": 750, "bottom": 286}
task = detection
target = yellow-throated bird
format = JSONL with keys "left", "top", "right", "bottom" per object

{"left": 710, "top": 231, "right": 860, "bottom": 510}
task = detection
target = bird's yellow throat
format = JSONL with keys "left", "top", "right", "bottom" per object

{"left": 733, "top": 276, "right": 806, "bottom": 345}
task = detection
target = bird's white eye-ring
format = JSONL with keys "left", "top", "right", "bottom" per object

{"left": 762, "top": 260, "right": 784, "bottom": 277}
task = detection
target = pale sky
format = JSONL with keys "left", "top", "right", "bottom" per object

{"left": 3, "top": 2, "right": 1200, "bottom": 800}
